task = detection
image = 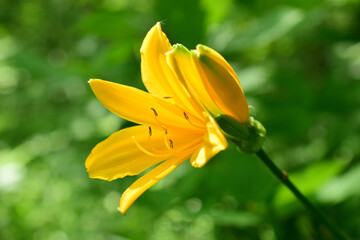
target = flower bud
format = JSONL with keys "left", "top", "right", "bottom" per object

{"left": 192, "top": 45, "right": 249, "bottom": 123}
{"left": 238, "top": 117, "right": 266, "bottom": 153}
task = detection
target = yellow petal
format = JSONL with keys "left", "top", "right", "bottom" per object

{"left": 86, "top": 126, "right": 169, "bottom": 181}
{"left": 140, "top": 22, "right": 173, "bottom": 97}
{"left": 140, "top": 22, "right": 203, "bottom": 118}
{"left": 192, "top": 45, "right": 249, "bottom": 123}
{"left": 196, "top": 45, "right": 239, "bottom": 89}
{"left": 190, "top": 112, "right": 227, "bottom": 168}
{"left": 118, "top": 155, "right": 188, "bottom": 214}
{"left": 89, "top": 79, "right": 201, "bottom": 131}
{"left": 166, "top": 44, "right": 222, "bottom": 116}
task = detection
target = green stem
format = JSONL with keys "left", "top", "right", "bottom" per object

{"left": 256, "top": 149, "right": 349, "bottom": 240}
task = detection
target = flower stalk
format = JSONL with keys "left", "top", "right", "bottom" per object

{"left": 216, "top": 115, "right": 348, "bottom": 239}
{"left": 256, "top": 149, "right": 349, "bottom": 240}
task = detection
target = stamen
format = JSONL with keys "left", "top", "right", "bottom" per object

{"left": 163, "top": 96, "right": 173, "bottom": 99}
{"left": 183, "top": 111, "right": 205, "bottom": 129}
{"left": 148, "top": 138, "right": 168, "bottom": 154}
{"left": 173, "top": 104, "right": 205, "bottom": 130}
{"left": 150, "top": 106, "right": 203, "bottom": 133}
{"left": 150, "top": 108, "right": 158, "bottom": 116}
{"left": 183, "top": 112, "right": 189, "bottom": 120}
{"left": 132, "top": 136, "right": 170, "bottom": 157}
{"left": 169, "top": 139, "right": 174, "bottom": 149}
{"left": 174, "top": 105, "right": 203, "bottom": 122}
{"left": 150, "top": 133, "right": 202, "bottom": 157}
{"left": 150, "top": 107, "right": 168, "bottom": 127}
{"left": 162, "top": 135, "right": 200, "bottom": 156}
{"left": 162, "top": 126, "right": 168, "bottom": 134}
{"left": 163, "top": 134, "right": 172, "bottom": 151}
{"left": 166, "top": 138, "right": 201, "bottom": 156}
{"left": 134, "top": 129, "right": 202, "bottom": 157}
{"left": 147, "top": 130, "right": 169, "bottom": 154}
{"left": 146, "top": 127, "right": 177, "bottom": 155}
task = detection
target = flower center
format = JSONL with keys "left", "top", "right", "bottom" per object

{"left": 131, "top": 105, "right": 205, "bottom": 158}
{"left": 132, "top": 126, "right": 201, "bottom": 158}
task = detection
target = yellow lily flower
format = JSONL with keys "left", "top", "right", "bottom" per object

{"left": 86, "top": 23, "right": 228, "bottom": 214}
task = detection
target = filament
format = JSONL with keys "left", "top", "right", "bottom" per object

{"left": 183, "top": 111, "right": 205, "bottom": 129}
{"left": 150, "top": 107, "right": 205, "bottom": 133}
{"left": 150, "top": 128, "right": 204, "bottom": 157}
{"left": 147, "top": 126, "right": 168, "bottom": 154}
{"left": 150, "top": 108, "right": 169, "bottom": 129}
{"left": 172, "top": 105, "right": 205, "bottom": 129}
{"left": 148, "top": 128, "right": 171, "bottom": 154}
{"left": 162, "top": 126, "right": 168, "bottom": 134}
{"left": 132, "top": 136, "right": 170, "bottom": 158}
{"left": 144, "top": 107, "right": 205, "bottom": 156}
{"left": 163, "top": 134, "right": 203, "bottom": 156}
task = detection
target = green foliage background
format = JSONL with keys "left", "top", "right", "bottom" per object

{"left": 1, "top": 0, "right": 360, "bottom": 239}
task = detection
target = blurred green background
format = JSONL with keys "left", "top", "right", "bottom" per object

{"left": 1, "top": 0, "right": 360, "bottom": 239}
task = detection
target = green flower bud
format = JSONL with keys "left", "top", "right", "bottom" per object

{"left": 215, "top": 114, "right": 250, "bottom": 140}
{"left": 215, "top": 115, "right": 266, "bottom": 153}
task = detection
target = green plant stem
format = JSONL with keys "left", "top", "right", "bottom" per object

{"left": 256, "top": 149, "right": 349, "bottom": 240}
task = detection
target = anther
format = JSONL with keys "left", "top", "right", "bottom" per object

{"left": 183, "top": 112, "right": 189, "bottom": 120}
{"left": 150, "top": 108, "right": 158, "bottom": 116}
{"left": 182, "top": 111, "right": 204, "bottom": 130}
{"left": 169, "top": 139, "right": 174, "bottom": 149}
{"left": 162, "top": 126, "right": 168, "bottom": 134}
{"left": 173, "top": 105, "right": 205, "bottom": 130}
{"left": 163, "top": 96, "right": 172, "bottom": 99}
{"left": 148, "top": 126, "right": 152, "bottom": 136}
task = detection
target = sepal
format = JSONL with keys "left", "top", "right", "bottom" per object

{"left": 215, "top": 115, "right": 266, "bottom": 153}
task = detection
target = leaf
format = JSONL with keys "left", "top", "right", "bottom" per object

{"left": 274, "top": 160, "right": 345, "bottom": 213}
{"left": 317, "top": 163, "right": 360, "bottom": 203}
{"left": 225, "top": 7, "right": 304, "bottom": 51}
{"left": 212, "top": 210, "right": 262, "bottom": 228}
